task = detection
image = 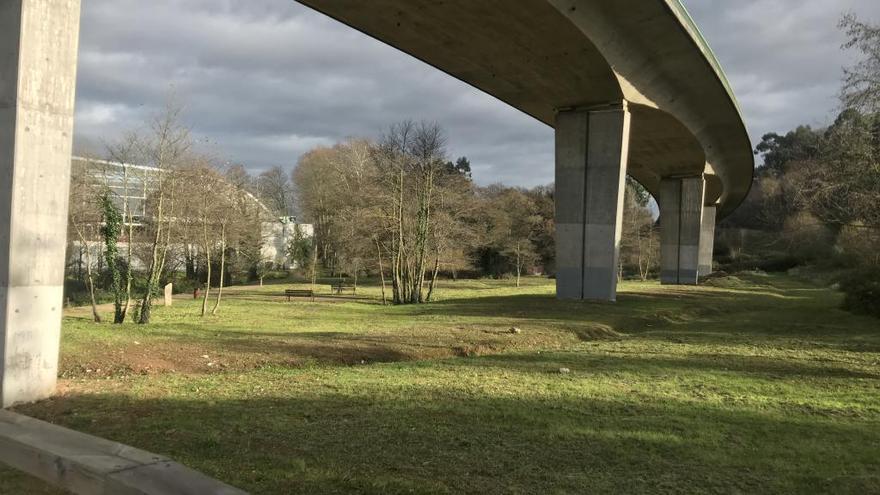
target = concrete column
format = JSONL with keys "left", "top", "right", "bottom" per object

{"left": 698, "top": 205, "right": 716, "bottom": 277}
{"left": 0, "top": 1, "right": 81, "bottom": 407}
{"left": 659, "top": 176, "right": 705, "bottom": 285}
{"left": 555, "top": 103, "right": 631, "bottom": 301}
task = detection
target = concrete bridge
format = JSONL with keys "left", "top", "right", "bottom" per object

{"left": 296, "top": 0, "right": 754, "bottom": 299}
{"left": 0, "top": 0, "right": 752, "bottom": 414}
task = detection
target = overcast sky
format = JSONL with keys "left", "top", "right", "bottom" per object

{"left": 73, "top": 0, "right": 880, "bottom": 187}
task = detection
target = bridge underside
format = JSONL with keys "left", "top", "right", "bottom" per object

{"left": 0, "top": 0, "right": 753, "bottom": 407}
{"left": 296, "top": 0, "right": 728, "bottom": 202}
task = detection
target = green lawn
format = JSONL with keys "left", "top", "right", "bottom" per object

{"left": 3, "top": 274, "right": 879, "bottom": 494}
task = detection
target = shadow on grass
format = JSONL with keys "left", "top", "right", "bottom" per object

{"left": 221, "top": 291, "right": 379, "bottom": 304}
{"left": 60, "top": 273, "right": 880, "bottom": 386}
{"left": 423, "top": 287, "right": 878, "bottom": 344}
{"left": 38, "top": 276, "right": 880, "bottom": 493}
{"left": 469, "top": 349, "right": 880, "bottom": 380}
{"left": 62, "top": 313, "right": 880, "bottom": 383}
{"left": 10, "top": 367, "right": 880, "bottom": 495}
{"left": 111, "top": 324, "right": 519, "bottom": 366}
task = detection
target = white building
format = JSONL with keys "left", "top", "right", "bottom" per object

{"left": 68, "top": 157, "right": 313, "bottom": 272}
{"left": 262, "top": 217, "right": 315, "bottom": 268}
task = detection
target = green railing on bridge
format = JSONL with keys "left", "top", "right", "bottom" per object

{"left": 666, "top": 0, "right": 746, "bottom": 120}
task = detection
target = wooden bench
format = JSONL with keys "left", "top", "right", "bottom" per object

{"left": 285, "top": 289, "right": 314, "bottom": 301}
{"left": 329, "top": 283, "right": 356, "bottom": 295}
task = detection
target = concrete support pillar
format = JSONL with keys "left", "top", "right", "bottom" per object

{"left": 659, "top": 176, "right": 705, "bottom": 285}
{"left": 555, "top": 103, "right": 631, "bottom": 301}
{"left": 698, "top": 205, "right": 717, "bottom": 277}
{"left": 0, "top": 0, "right": 81, "bottom": 407}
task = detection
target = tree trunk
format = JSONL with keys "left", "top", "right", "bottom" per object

{"left": 76, "top": 245, "right": 83, "bottom": 282}
{"left": 412, "top": 167, "right": 434, "bottom": 303}
{"left": 392, "top": 168, "right": 406, "bottom": 304}
{"left": 201, "top": 218, "right": 211, "bottom": 317}
{"left": 85, "top": 250, "right": 101, "bottom": 323}
{"left": 353, "top": 259, "right": 359, "bottom": 292}
{"left": 185, "top": 245, "right": 196, "bottom": 280}
{"left": 140, "top": 166, "right": 177, "bottom": 325}
{"left": 426, "top": 249, "right": 441, "bottom": 302}
{"left": 120, "top": 164, "right": 134, "bottom": 323}
{"left": 515, "top": 244, "right": 522, "bottom": 288}
{"left": 212, "top": 224, "right": 226, "bottom": 316}
{"left": 77, "top": 229, "right": 101, "bottom": 323}
{"left": 138, "top": 192, "right": 165, "bottom": 324}
{"left": 310, "top": 240, "right": 318, "bottom": 293}
{"left": 375, "top": 238, "right": 388, "bottom": 306}
{"left": 121, "top": 236, "right": 132, "bottom": 322}
{"left": 639, "top": 229, "right": 649, "bottom": 281}
{"left": 101, "top": 196, "right": 125, "bottom": 324}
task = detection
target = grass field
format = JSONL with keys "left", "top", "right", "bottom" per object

{"left": 2, "top": 274, "right": 878, "bottom": 494}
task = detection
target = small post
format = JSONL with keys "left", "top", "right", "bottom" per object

{"left": 163, "top": 283, "right": 173, "bottom": 307}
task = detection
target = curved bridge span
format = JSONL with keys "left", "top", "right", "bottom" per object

{"left": 0, "top": 0, "right": 753, "bottom": 411}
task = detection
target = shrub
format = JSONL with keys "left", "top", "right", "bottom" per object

{"left": 63, "top": 278, "right": 110, "bottom": 306}
{"left": 835, "top": 224, "right": 880, "bottom": 268}
{"left": 717, "top": 254, "right": 801, "bottom": 274}
{"left": 168, "top": 277, "right": 198, "bottom": 295}
{"left": 782, "top": 212, "right": 835, "bottom": 262}
{"left": 840, "top": 268, "right": 880, "bottom": 318}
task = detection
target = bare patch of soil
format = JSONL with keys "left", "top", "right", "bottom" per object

{"left": 58, "top": 323, "right": 581, "bottom": 380}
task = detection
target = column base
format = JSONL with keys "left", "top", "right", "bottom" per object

{"left": 0, "top": 285, "right": 63, "bottom": 408}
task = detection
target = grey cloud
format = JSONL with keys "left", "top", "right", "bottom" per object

{"left": 73, "top": 0, "right": 880, "bottom": 186}
{"left": 684, "top": 0, "right": 880, "bottom": 143}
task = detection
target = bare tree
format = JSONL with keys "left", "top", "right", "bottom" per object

{"left": 257, "top": 166, "right": 294, "bottom": 216}
{"left": 212, "top": 166, "right": 259, "bottom": 315}
{"left": 137, "top": 98, "right": 191, "bottom": 324}
{"left": 293, "top": 147, "right": 345, "bottom": 272}
{"left": 426, "top": 169, "right": 477, "bottom": 300}
{"left": 792, "top": 110, "right": 880, "bottom": 233}
{"left": 483, "top": 188, "right": 541, "bottom": 288}
{"left": 373, "top": 120, "right": 448, "bottom": 304}
{"left": 67, "top": 164, "right": 104, "bottom": 322}
{"left": 105, "top": 131, "right": 142, "bottom": 322}
{"left": 292, "top": 125, "right": 481, "bottom": 304}
{"left": 175, "top": 160, "right": 221, "bottom": 317}
{"left": 374, "top": 235, "right": 388, "bottom": 305}
{"left": 620, "top": 182, "right": 658, "bottom": 281}
{"left": 840, "top": 14, "right": 880, "bottom": 113}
